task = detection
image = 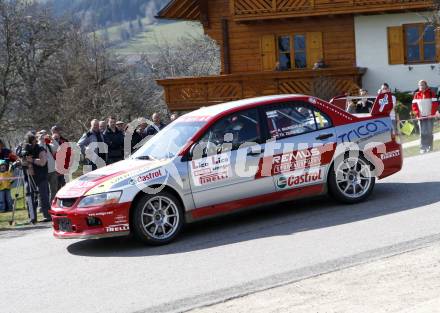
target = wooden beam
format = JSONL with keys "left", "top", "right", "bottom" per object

{"left": 156, "top": 67, "right": 368, "bottom": 111}
{"left": 231, "top": 0, "right": 434, "bottom": 22}
{"left": 198, "top": 0, "right": 209, "bottom": 27}
{"left": 222, "top": 18, "right": 231, "bottom": 74}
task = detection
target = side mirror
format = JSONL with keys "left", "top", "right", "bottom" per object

{"left": 187, "top": 143, "right": 206, "bottom": 160}
{"left": 188, "top": 144, "right": 196, "bottom": 160}
{"left": 187, "top": 142, "right": 223, "bottom": 161}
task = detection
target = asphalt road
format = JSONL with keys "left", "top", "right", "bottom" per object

{"left": 1, "top": 152, "right": 440, "bottom": 313}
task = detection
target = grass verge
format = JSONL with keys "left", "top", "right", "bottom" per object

{"left": 0, "top": 187, "right": 46, "bottom": 230}
{"left": 402, "top": 139, "right": 440, "bottom": 158}
{"left": 399, "top": 123, "right": 440, "bottom": 144}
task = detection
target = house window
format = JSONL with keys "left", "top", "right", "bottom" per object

{"left": 277, "top": 34, "right": 307, "bottom": 70}
{"left": 261, "top": 32, "right": 322, "bottom": 71}
{"left": 278, "top": 36, "right": 291, "bottom": 70}
{"left": 404, "top": 24, "right": 436, "bottom": 63}
{"left": 294, "top": 35, "right": 306, "bottom": 68}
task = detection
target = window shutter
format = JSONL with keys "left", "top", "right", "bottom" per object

{"left": 261, "top": 35, "right": 276, "bottom": 71}
{"left": 387, "top": 26, "right": 404, "bottom": 64}
{"left": 306, "top": 32, "right": 323, "bottom": 68}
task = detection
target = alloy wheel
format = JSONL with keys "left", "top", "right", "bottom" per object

{"left": 141, "top": 196, "right": 180, "bottom": 240}
{"left": 334, "top": 157, "right": 372, "bottom": 199}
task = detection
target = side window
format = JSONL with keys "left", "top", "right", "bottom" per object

{"left": 314, "top": 110, "right": 332, "bottom": 130}
{"left": 264, "top": 103, "right": 332, "bottom": 139}
{"left": 197, "top": 109, "right": 261, "bottom": 156}
{"left": 265, "top": 104, "right": 316, "bottom": 139}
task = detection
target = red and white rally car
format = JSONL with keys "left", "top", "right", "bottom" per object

{"left": 50, "top": 93, "right": 402, "bottom": 245}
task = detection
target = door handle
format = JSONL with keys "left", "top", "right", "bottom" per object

{"left": 247, "top": 149, "right": 264, "bottom": 156}
{"left": 315, "top": 133, "right": 333, "bottom": 140}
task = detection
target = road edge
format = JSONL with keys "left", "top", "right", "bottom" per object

{"left": 138, "top": 232, "right": 440, "bottom": 313}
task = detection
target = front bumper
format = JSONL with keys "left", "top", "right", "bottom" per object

{"left": 50, "top": 201, "right": 131, "bottom": 240}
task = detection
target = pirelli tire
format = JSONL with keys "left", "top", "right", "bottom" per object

{"left": 328, "top": 154, "right": 376, "bottom": 204}
{"left": 132, "top": 191, "right": 184, "bottom": 245}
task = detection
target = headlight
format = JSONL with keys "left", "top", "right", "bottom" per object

{"left": 77, "top": 191, "right": 122, "bottom": 208}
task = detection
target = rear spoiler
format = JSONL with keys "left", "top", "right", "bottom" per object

{"left": 329, "top": 92, "right": 394, "bottom": 116}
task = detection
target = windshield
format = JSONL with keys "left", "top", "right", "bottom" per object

{"left": 131, "top": 121, "right": 205, "bottom": 160}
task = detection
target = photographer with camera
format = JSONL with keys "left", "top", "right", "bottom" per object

{"left": 17, "top": 132, "right": 51, "bottom": 224}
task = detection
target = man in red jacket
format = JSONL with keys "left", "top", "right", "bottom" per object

{"left": 412, "top": 80, "right": 439, "bottom": 153}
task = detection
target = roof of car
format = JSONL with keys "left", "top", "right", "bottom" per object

{"left": 184, "top": 94, "right": 306, "bottom": 119}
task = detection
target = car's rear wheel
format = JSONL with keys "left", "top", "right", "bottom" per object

{"left": 328, "top": 155, "right": 375, "bottom": 203}
{"left": 132, "top": 192, "right": 184, "bottom": 245}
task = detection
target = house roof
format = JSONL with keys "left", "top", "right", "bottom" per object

{"left": 156, "top": 0, "right": 201, "bottom": 21}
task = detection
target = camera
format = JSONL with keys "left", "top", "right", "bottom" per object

{"left": 16, "top": 143, "right": 33, "bottom": 158}
{"left": 14, "top": 143, "right": 35, "bottom": 175}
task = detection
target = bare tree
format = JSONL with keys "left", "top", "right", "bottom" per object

{"left": 14, "top": 4, "right": 70, "bottom": 124}
{"left": 0, "top": 1, "right": 221, "bottom": 142}
{"left": 142, "top": 34, "right": 220, "bottom": 79}
{"left": 428, "top": 2, "right": 440, "bottom": 26}
{"left": 0, "top": 1, "right": 22, "bottom": 133}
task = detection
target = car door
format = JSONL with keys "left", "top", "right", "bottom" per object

{"left": 260, "top": 101, "right": 337, "bottom": 192}
{"left": 188, "top": 108, "right": 276, "bottom": 209}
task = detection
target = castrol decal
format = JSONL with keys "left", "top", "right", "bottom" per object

{"left": 135, "top": 169, "right": 164, "bottom": 183}
{"left": 275, "top": 167, "right": 325, "bottom": 190}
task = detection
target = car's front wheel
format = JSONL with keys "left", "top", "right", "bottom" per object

{"left": 328, "top": 155, "right": 375, "bottom": 204}
{"left": 132, "top": 191, "right": 184, "bottom": 245}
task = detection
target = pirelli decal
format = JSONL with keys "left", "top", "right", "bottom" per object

{"left": 190, "top": 153, "right": 231, "bottom": 186}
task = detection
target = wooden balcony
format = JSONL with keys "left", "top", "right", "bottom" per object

{"left": 231, "top": 0, "right": 433, "bottom": 21}
{"left": 156, "top": 67, "right": 366, "bottom": 111}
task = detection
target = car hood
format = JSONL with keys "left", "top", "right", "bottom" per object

{"left": 56, "top": 159, "right": 170, "bottom": 198}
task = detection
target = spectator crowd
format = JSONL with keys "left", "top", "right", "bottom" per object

{"left": 0, "top": 112, "right": 176, "bottom": 224}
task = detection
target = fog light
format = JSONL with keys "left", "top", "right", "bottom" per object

{"left": 86, "top": 216, "right": 102, "bottom": 227}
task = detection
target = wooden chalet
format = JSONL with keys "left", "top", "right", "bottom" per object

{"left": 156, "top": 0, "right": 436, "bottom": 112}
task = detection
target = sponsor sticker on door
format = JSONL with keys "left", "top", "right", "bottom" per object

{"left": 272, "top": 148, "right": 321, "bottom": 175}
{"left": 275, "top": 167, "right": 325, "bottom": 190}
{"left": 190, "top": 153, "right": 231, "bottom": 186}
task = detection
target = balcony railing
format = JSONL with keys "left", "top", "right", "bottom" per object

{"left": 231, "top": 0, "right": 433, "bottom": 20}
{"left": 156, "top": 67, "right": 366, "bottom": 111}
